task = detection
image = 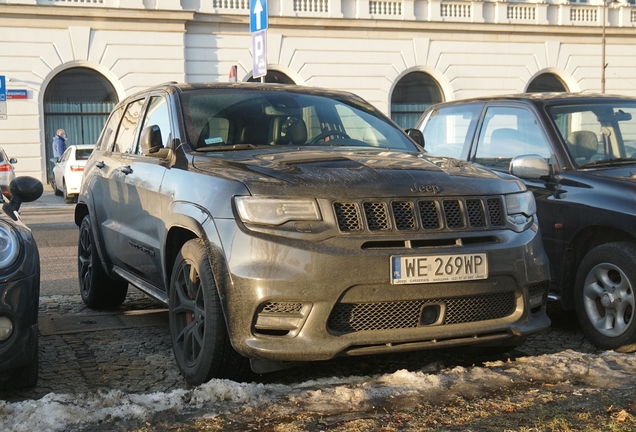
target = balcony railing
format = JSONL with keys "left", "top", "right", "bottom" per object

{"left": 507, "top": 4, "right": 536, "bottom": 21}
{"left": 369, "top": 0, "right": 402, "bottom": 16}
{"left": 295, "top": 0, "right": 329, "bottom": 12}
{"left": 441, "top": 2, "right": 471, "bottom": 19}
{"left": 570, "top": 6, "right": 598, "bottom": 22}
{"left": 32, "top": 0, "right": 636, "bottom": 28}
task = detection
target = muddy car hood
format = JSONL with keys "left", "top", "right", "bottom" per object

{"left": 192, "top": 148, "right": 524, "bottom": 197}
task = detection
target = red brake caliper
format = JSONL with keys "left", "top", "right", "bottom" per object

{"left": 185, "top": 274, "right": 199, "bottom": 325}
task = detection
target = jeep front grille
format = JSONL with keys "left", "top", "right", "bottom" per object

{"left": 334, "top": 197, "right": 505, "bottom": 233}
{"left": 327, "top": 291, "right": 516, "bottom": 333}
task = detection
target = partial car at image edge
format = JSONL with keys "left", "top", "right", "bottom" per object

{"left": 0, "top": 176, "right": 43, "bottom": 391}
{"left": 416, "top": 92, "right": 636, "bottom": 352}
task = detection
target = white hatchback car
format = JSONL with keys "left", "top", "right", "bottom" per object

{"left": 0, "top": 146, "right": 17, "bottom": 199}
{"left": 52, "top": 144, "right": 94, "bottom": 203}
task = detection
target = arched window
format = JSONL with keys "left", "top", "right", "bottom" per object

{"left": 527, "top": 73, "right": 568, "bottom": 93}
{"left": 247, "top": 70, "right": 295, "bottom": 84}
{"left": 391, "top": 72, "right": 444, "bottom": 129}
{"left": 44, "top": 67, "right": 118, "bottom": 180}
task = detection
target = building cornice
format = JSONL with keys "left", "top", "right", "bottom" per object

{"left": 191, "top": 13, "right": 636, "bottom": 41}
{"left": 0, "top": 4, "right": 194, "bottom": 31}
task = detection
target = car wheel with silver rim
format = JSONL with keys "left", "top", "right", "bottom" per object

{"left": 574, "top": 242, "right": 636, "bottom": 351}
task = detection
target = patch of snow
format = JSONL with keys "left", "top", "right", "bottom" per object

{"left": 2, "top": 350, "right": 635, "bottom": 432}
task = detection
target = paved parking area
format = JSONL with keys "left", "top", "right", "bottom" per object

{"left": 3, "top": 292, "right": 184, "bottom": 401}
{"left": 1, "top": 190, "right": 602, "bottom": 403}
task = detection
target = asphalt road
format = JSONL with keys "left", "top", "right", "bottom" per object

{"left": 2, "top": 189, "right": 602, "bottom": 405}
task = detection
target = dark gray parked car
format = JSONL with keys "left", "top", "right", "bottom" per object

{"left": 0, "top": 177, "right": 43, "bottom": 390}
{"left": 75, "top": 82, "right": 550, "bottom": 385}
{"left": 416, "top": 92, "right": 636, "bottom": 352}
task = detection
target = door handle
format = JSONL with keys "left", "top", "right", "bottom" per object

{"left": 121, "top": 166, "right": 133, "bottom": 175}
{"left": 96, "top": 161, "right": 105, "bottom": 169}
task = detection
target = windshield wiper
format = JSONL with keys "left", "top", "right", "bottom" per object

{"left": 579, "top": 158, "right": 636, "bottom": 168}
{"left": 195, "top": 144, "right": 257, "bottom": 152}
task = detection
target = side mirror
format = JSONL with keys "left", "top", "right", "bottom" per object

{"left": 405, "top": 128, "right": 425, "bottom": 148}
{"left": 9, "top": 158, "right": 17, "bottom": 164}
{"left": 509, "top": 154, "right": 551, "bottom": 180}
{"left": 139, "top": 125, "right": 164, "bottom": 156}
{"left": 3, "top": 177, "right": 43, "bottom": 220}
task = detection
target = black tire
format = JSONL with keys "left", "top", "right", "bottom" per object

{"left": 0, "top": 334, "right": 38, "bottom": 390}
{"left": 574, "top": 242, "right": 636, "bottom": 351}
{"left": 169, "top": 238, "right": 251, "bottom": 384}
{"left": 63, "top": 180, "right": 74, "bottom": 204}
{"left": 52, "top": 178, "right": 63, "bottom": 196}
{"left": 77, "top": 214, "right": 128, "bottom": 309}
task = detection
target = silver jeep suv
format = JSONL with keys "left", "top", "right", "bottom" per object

{"left": 75, "top": 82, "right": 550, "bottom": 385}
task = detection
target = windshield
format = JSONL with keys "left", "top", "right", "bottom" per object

{"left": 180, "top": 89, "right": 418, "bottom": 152}
{"left": 547, "top": 101, "right": 636, "bottom": 168}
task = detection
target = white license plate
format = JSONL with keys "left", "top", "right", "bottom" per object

{"left": 391, "top": 253, "right": 488, "bottom": 285}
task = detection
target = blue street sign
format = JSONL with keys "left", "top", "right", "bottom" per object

{"left": 252, "top": 30, "right": 267, "bottom": 78}
{"left": 7, "top": 89, "right": 27, "bottom": 99}
{"left": 250, "top": 0, "right": 268, "bottom": 33}
{"left": 0, "top": 76, "right": 6, "bottom": 102}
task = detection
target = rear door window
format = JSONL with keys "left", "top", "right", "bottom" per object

{"left": 113, "top": 98, "right": 145, "bottom": 153}
{"left": 421, "top": 103, "right": 482, "bottom": 158}
{"left": 98, "top": 107, "right": 123, "bottom": 151}
{"left": 472, "top": 106, "right": 551, "bottom": 169}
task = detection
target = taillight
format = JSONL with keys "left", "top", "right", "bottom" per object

{"left": 69, "top": 165, "right": 85, "bottom": 172}
{"left": 0, "top": 164, "right": 11, "bottom": 172}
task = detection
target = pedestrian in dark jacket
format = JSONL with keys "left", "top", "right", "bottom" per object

{"left": 52, "top": 129, "right": 67, "bottom": 160}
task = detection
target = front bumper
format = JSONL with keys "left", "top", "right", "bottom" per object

{"left": 0, "top": 273, "right": 39, "bottom": 374}
{"left": 212, "top": 218, "right": 550, "bottom": 362}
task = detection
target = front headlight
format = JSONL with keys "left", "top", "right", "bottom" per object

{"left": 235, "top": 196, "right": 322, "bottom": 226}
{"left": 0, "top": 316, "right": 13, "bottom": 341}
{"left": 505, "top": 191, "right": 537, "bottom": 231}
{"left": 505, "top": 191, "right": 536, "bottom": 217}
{"left": 0, "top": 221, "right": 20, "bottom": 268}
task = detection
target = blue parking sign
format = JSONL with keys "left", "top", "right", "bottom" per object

{"left": 252, "top": 30, "right": 267, "bottom": 78}
{"left": 0, "top": 76, "right": 6, "bottom": 102}
{"left": 250, "top": 0, "right": 268, "bottom": 33}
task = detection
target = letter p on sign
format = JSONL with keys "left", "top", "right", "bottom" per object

{"left": 252, "top": 30, "right": 267, "bottom": 79}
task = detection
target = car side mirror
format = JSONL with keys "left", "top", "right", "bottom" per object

{"left": 509, "top": 154, "right": 551, "bottom": 180}
{"left": 9, "top": 158, "right": 17, "bottom": 164}
{"left": 405, "top": 128, "right": 425, "bottom": 148}
{"left": 139, "top": 125, "right": 164, "bottom": 156}
{"left": 2, "top": 177, "right": 43, "bottom": 220}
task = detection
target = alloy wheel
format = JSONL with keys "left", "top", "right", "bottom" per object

{"left": 582, "top": 262, "right": 635, "bottom": 338}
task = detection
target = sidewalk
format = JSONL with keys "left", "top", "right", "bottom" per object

{"left": 20, "top": 184, "right": 75, "bottom": 211}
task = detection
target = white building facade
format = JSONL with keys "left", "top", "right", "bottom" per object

{"left": 1, "top": 0, "right": 636, "bottom": 182}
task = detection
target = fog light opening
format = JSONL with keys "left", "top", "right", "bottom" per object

{"left": 253, "top": 301, "right": 310, "bottom": 337}
{"left": 0, "top": 316, "right": 13, "bottom": 341}
{"left": 420, "top": 304, "right": 441, "bottom": 326}
{"left": 529, "top": 295, "right": 544, "bottom": 308}
{"left": 529, "top": 294, "right": 546, "bottom": 315}
{"left": 254, "top": 328, "right": 291, "bottom": 337}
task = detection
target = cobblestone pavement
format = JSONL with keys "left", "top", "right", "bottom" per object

{"left": 0, "top": 191, "right": 602, "bottom": 404}
{"left": 1, "top": 293, "right": 600, "bottom": 404}
{"left": 2, "top": 292, "right": 183, "bottom": 402}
